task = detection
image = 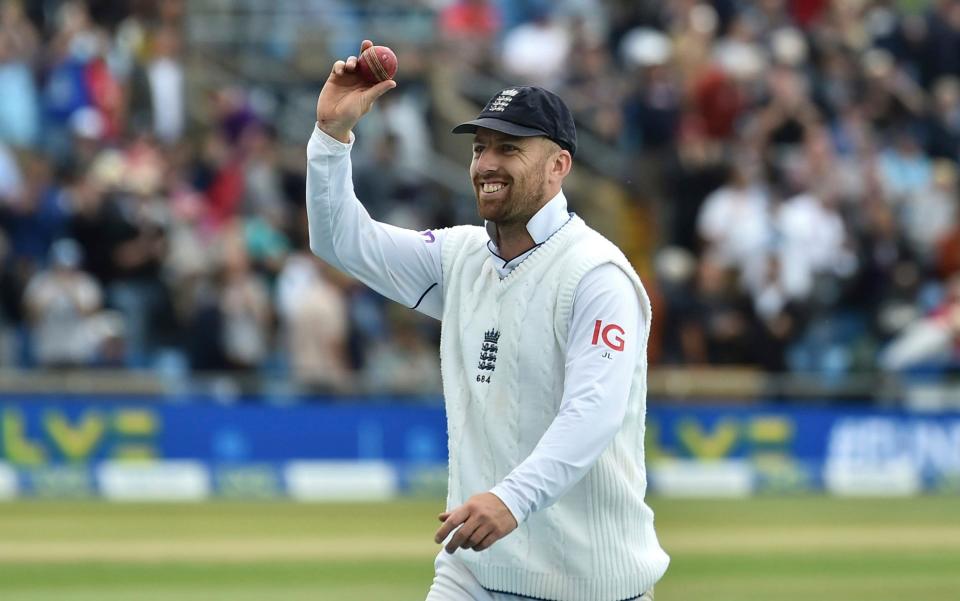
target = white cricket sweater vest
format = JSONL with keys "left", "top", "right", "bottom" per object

{"left": 439, "top": 215, "right": 669, "bottom": 601}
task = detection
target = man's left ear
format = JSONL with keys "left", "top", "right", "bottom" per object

{"left": 553, "top": 150, "right": 572, "bottom": 178}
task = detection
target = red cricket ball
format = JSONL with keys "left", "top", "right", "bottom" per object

{"left": 357, "top": 45, "right": 398, "bottom": 84}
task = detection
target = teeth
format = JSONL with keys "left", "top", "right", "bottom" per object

{"left": 482, "top": 183, "right": 505, "bottom": 193}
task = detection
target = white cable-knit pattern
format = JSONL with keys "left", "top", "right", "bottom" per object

{"left": 439, "top": 217, "right": 669, "bottom": 601}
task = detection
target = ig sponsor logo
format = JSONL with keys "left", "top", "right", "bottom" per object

{"left": 591, "top": 320, "right": 625, "bottom": 352}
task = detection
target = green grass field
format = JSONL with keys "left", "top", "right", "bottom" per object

{"left": 0, "top": 496, "right": 957, "bottom": 600}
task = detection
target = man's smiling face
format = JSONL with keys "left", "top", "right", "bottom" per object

{"left": 470, "top": 128, "right": 555, "bottom": 227}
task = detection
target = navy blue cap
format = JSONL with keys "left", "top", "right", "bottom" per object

{"left": 452, "top": 86, "right": 577, "bottom": 156}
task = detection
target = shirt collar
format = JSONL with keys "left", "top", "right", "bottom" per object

{"left": 484, "top": 190, "right": 569, "bottom": 249}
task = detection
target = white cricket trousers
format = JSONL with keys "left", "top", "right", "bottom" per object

{"left": 426, "top": 551, "right": 654, "bottom": 601}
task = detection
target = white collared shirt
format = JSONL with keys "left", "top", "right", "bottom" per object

{"left": 483, "top": 191, "right": 573, "bottom": 278}
{"left": 306, "top": 126, "right": 644, "bottom": 525}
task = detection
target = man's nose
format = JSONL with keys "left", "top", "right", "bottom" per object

{"left": 475, "top": 148, "right": 499, "bottom": 173}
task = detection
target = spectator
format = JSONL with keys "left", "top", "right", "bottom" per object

{"left": 129, "top": 25, "right": 185, "bottom": 144}
{"left": 439, "top": 0, "right": 500, "bottom": 44}
{"left": 813, "top": 46, "right": 858, "bottom": 121}
{"left": 680, "top": 254, "right": 757, "bottom": 365}
{"left": 240, "top": 123, "right": 286, "bottom": 219}
{"left": 219, "top": 233, "right": 271, "bottom": 371}
{"left": 859, "top": 48, "right": 925, "bottom": 132}
{"left": 0, "top": 139, "right": 22, "bottom": 201}
{"left": 878, "top": 127, "right": 932, "bottom": 204}
{"left": 242, "top": 205, "right": 290, "bottom": 280}
{"left": 653, "top": 246, "right": 699, "bottom": 364}
{"left": 851, "top": 198, "right": 920, "bottom": 340}
{"left": 0, "top": 27, "right": 40, "bottom": 148}
{"left": 0, "top": 1, "right": 39, "bottom": 63}
{"left": 163, "top": 180, "right": 214, "bottom": 323}
{"left": 500, "top": 7, "right": 571, "bottom": 87}
{"left": 902, "top": 160, "right": 958, "bottom": 263}
{"left": 689, "top": 66, "right": 744, "bottom": 141}
{"left": 924, "top": 76, "right": 960, "bottom": 161}
{"left": 712, "top": 10, "right": 768, "bottom": 83}
{"left": 752, "top": 65, "right": 820, "bottom": 153}
{"left": 937, "top": 214, "right": 960, "bottom": 280}
{"left": 356, "top": 88, "right": 434, "bottom": 179}
{"left": 661, "top": 120, "right": 727, "bottom": 251}
{"left": 364, "top": 306, "right": 441, "bottom": 395}
{"left": 41, "top": 1, "right": 107, "bottom": 160}
{"left": 881, "top": 275, "right": 960, "bottom": 371}
{"left": 276, "top": 250, "right": 351, "bottom": 392}
{"left": 352, "top": 133, "right": 405, "bottom": 221}
{"left": 23, "top": 238, "right": 117, "bottom": 367}
{"left": 68, "top": 153, "right": 171, "bottom": 368}
{"left": 918, "top": 0, "right": 960, "bottom": 87}
{"left": 696, "top": 160, "right": 773, "bottom": 293}
{"left": 751, "top": 254, "right": 803, "bottom": 371}
{"left": 0, "top": 152, "right": 67, "bottom": 267}
{"left": 561, "top": 27, "right": 624, "bottom": 143}
{"left": 620, "top": 30, "right": 682, "bottom": 153}
{"left": 775, "top": 190, "right": 856, "bottom": 302}
{"left": 0, "top": 227, "right": 16, "bottom": 363}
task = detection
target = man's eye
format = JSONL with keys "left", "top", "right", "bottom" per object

{"left": 472, "top": 146, "right": 484, "bottom": 155}
{"left": 502, "top": 145, "right": 517, "bottom": 152}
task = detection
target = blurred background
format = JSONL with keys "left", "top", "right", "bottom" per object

{"left": 0, "top": 0, "right": 958, "bottom": 600}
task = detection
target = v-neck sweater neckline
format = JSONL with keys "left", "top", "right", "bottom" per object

{"left": 486, "top": 214, "right": 582, "bottom": 290}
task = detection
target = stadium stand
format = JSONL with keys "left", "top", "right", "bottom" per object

{"left": 0, "top": 0, "right": 958, "bottom": 406}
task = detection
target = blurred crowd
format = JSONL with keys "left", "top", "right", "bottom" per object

{"left": 0, "top": 0, "right": 959, "bottom": 393}
{"left": 437, "top": 0, "right": 960, "bottom": 378}
{"left": 0, "top": 0, "right": 445, "bottom": 394}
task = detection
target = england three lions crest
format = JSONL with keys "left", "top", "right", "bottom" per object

{"left": 476, "top": 328, "right": 499, "bottom": 383}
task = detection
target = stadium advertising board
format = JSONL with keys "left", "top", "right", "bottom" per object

{"left": 648, "top": 406, "right": 960, "bottom": 495}
{"left": 0, "top": 397, "right": 957, "bottom": 498}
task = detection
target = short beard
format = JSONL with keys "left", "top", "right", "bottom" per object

{"left": 499, "top": 162, "right": 548, "bottom": 227}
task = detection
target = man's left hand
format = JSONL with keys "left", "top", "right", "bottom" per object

{"left": 434, "top": 492, "right": 518, "bottom": 554}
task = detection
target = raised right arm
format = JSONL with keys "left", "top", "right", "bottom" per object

{"left": 306, "top": 40, "right": 444, "bottom": 320}
{"left": 306, "top": 128, "right": 443, "bottom": 319}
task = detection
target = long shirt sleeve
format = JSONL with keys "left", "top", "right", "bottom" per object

{"left": 306, "top": 124, "right": 644, "bottom": 526}
{"left": 490, "top": 263, "right": 643, "bottom": 525}
{"left": 306, "top": 125, "right": 444, "bottom": 319}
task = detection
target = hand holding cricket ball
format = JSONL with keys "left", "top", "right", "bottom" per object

{"left": 316, "top": 39, "right": 398, "bottom": 144}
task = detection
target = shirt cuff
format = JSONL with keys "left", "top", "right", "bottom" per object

{"left": 488, "top": 484, "right": 527, "bottom": 526}
{"left": 309, "top": 123, "right": 354, "bottom": 155}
